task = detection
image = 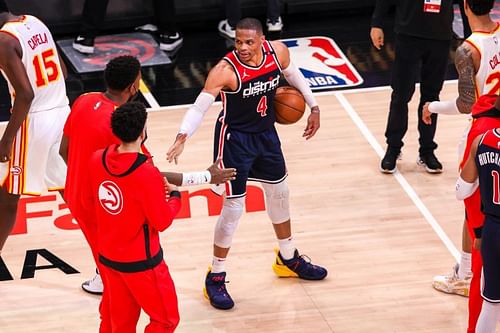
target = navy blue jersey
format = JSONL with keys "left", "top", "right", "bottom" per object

{"left": 475, "top": 129, "right": 500, "bottom": 221}
{"left": 220, "top": 40, "right": 282, "bottom": 133}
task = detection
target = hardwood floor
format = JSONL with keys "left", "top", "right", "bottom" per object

{"left": 1, "top": 82, "right": 495, "bottom": 332}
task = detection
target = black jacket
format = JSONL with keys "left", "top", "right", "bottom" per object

{"left": 371, "top": 0, "right": 454, "bottom": 40}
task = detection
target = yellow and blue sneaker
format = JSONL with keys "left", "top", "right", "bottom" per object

{"left": 203, "top": 268, "right": 234, "bottom": 310}
{"left": 272, "top": 248, "right": 327, "bottom": 280}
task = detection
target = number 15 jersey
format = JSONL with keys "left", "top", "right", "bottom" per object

{"left": 0, "top": 15, "right": 68, "bottom": 113}
{"left": 220, "top": 40, "right": 282, "bottom": 133}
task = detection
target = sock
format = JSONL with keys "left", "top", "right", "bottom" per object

{"left": 278, "top": 237, "right": 296, "bottom": 260}
{"left": 476, "top": 301, "right": 500, "bottom": 333}
{"left": 458, "top": 251, "right": 472, "bottom": 279}
{"left": 211, "top": 256, "right": 226, "bottom": 273}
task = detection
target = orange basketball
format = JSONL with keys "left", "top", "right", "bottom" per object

{"left": 274, "top": 86, "right": 306, "bottom": 125}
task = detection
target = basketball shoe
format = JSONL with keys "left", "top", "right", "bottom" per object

{"left": 266, "top": 17, "right": 283, "bottom": 32}
{"left": 417, "top": 152, "right": 443, "bottom": 173}
{"left": 432, "top": 264, "right": 471, "bottom": 297}
{"left": 380, "top": 148, "right": 401, "bottom": 174}
{"left": 81, "top": 271, "right": 103, "bottom": 295}
{"left": 72, "top": 35, "right": 95, "bottom": 54}
{"left": 218, "top": 20, "right": 236, "bottom": 39}
{"left": 159, "top": 32, "right": 183, "bottom": 52}
{"left": 204, "top": 268, "right": 234, "bottom": 310}
{"left": 272, "top": 248, "right": 327, "bottom": 280}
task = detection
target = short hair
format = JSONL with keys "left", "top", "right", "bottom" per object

{"left": 236, "top": 18, "right": 263, "bottom": 35}
{"left": 0, "top": 0, "right": 9, "bottom": 13}
{"left": 111, "top": 102, "right": 147, "bottom": 143}
{"left": 104, "top": 55, "right": 141, "bottom": 91}
{"left": 466, "top": 0, "right": 495, "bottom": 16}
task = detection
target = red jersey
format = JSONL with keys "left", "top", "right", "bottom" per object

{"left": 87, "top": 145, "right": 181, "bottom": 267}
{"left": 63, "top": 92, "right": 120, "bottom": 219}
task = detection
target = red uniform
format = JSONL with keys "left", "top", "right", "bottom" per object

{"left": 460, "top": 94, "right": 500, "bottom": 332}
{"left": 86, "top": 145, "right": 181, "bottom": 333}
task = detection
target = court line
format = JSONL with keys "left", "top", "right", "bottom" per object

{"left": 334, "top": 91, "right": 460, "bottom": 262}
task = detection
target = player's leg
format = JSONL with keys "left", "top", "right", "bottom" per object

{"left": 251, "top": 127, "right": 327, "bottom": 280}
{"left": 381, "top": 34, "right": 420, "bottom": 173}
{"left": 125, "top": 261, "right": 179, "bottom": 333}
{"left": 416, "top": 38, "right": 450, "bottom": 173}
{"left": 0, "top": 188, "right": 19, "bottom": 252}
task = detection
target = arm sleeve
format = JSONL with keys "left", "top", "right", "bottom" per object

{"left": 179, "top": 92, "right": 215, "bottom": 137}
{"left": 371, "top": 0, "right": 393, "bottom": 28}
{"left": 142, "top": 168, "right": 182, "bottom": 232}
{"left": 282, "top": 62, "right": 318, "bottom": 109}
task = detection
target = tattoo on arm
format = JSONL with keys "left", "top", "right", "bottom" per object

{"left": 455, "top": 45, "right": 476, "bottom": 114}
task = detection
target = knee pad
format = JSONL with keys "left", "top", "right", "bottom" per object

{"left": 213, "top": 197, "right": 245, "bottom": 248}
{"left": 261, "top": 180, "right": 290, "bottom": 224}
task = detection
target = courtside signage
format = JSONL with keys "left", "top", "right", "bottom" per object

{"left": 281, "top": 36, "right": 363, "bottom": 90}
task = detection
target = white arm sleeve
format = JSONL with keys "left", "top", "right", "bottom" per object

{"left": 456, "top": 176, "right": 479, "bottom": 200}
{"left": 179, "top": 92, "right": 215, "bottom": 137}
{"left": 282, "top": 62, "right": 318, "bottom": 109}
{"left": 428, "top": 100, "right": 460, "bottom": 115}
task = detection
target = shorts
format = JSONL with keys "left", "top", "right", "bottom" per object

{"left": 480, "top": 217, "right": 500, "bottom": 303}
{"left": 213, "top": 120, "right": 287, "bottom": 198}
{"left": 0, "top": 105, "right": 69, "bottom": 195}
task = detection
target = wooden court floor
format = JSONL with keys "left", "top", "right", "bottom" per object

{"left": 1, "top": 82, "right": 497, "bottom": 332}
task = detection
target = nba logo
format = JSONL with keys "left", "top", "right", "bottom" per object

{"left": 281, "top": 36, "right": 363, "bottom": 91}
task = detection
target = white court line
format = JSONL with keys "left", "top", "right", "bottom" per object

{"left": 334, "top": 91, "right": 460, "bottom": 262}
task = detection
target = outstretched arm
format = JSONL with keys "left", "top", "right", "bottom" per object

{"left": 161, "top": 159, "right": 236, "bottom": 186}
{"left": 272, "top": 40, "right": 320, "bottom": 140}
{"left": 0, "top": 34, "right": 34, "bottom": 163}
{"left": 166, "top": 60, "right": 236, "bottom": 164}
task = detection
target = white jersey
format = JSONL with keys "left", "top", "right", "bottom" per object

{"left": 0, "top": 15, "right": 68, "bottom": 113}
{"left": 465, "top": 22, "right": 500, "bottom": 97}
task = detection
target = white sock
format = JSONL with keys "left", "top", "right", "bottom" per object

{"left": 211, "top": 256, "right": 226, "bottom": 273}
{"left": 278, "top": 237, "right": 296, "bottom": 260}
{"left": 476, "top": 301, "right": 500, "bottom": 333}
{"left": 458, "top": 252, "right": 472, "bottom": 279}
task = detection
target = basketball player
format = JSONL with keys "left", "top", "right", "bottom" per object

{"left": 421, "top": 1, "right": 498, "bottom": 330}
{"left": 0, "top": 1, "right": 69, "bottom": 255}
{"left": 166, "top": 18, "right": 327, "bottom": 310}
{"left": 62, "top": 56, "right": 236, "bottom": 296}
{"left": 457, "top": 94, "right": 500, "bottom": 333}
{"left": 85, "top": 102, "right": 181, "bottom": 333}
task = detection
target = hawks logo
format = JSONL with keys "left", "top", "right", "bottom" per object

{"left": 10, "top": 166, "right": 23, "bottom": 175}
{"left": 281, "top": 36, "right": 363, "bottom": 90}
{"left": 98, "top": 181, "right": 123, "bottom": 215}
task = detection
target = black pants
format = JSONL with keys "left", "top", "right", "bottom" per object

{"left": 225, "top": 0, "right": 280, "bottom": 27}
{"left": 385, "top": 34, "right": 450, "bottom": 156}
{"left": 80, "top": 0, "right": 177, "bottom": 38}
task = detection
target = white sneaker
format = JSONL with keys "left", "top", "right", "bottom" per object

{"left": 432, "top": 264, "right": 471, "bottom": 297}
{"left": 135, "top": 23, "right": 158, "bottom": 32}
{"left": 218, "top": 20, "right": 235, "bottom": 39}
{"left": 266, "top": 17, "right": 283, "bottom": 32}
{"left": 81, "top": 273, "right": 103, "bottom": 295}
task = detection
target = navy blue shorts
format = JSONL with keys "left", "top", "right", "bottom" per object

{"left": 213, "top": 119, "right": 287, "bottom": 198}
{"left": 481, "top": 217, "right": 500, "bottom": 303}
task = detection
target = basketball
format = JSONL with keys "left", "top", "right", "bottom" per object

{"left": 274, "top": 86, "right": 306, "bottom": 125}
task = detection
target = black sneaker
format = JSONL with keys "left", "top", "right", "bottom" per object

{"left": 159, "top": 32, "right": 183, "bottom": 52}
{"left": 380, "top": 149, "right": 400, "bottom": 174}
{"left": 72, "top": 35, "right": 95, "bottom": 54}
{"left": 417, "top": 153, "right": 443, "bottom": 174}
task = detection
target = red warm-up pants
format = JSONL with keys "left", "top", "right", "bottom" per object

{"left": 100, "top": 261, "right": 179, "bottom": 333}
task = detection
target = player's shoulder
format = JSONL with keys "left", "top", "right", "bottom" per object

{"left": 269, "top": 40, "right": 287, "bottom": 52}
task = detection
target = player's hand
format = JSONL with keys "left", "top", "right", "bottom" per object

{"left": 207, "top": 158, "right": 236, "bottom": 184}
{"left": 473, "top": 238, "right": 482, "bottom": 251}
{"left": 370, "top": 27, "right": 384, "bottom": 50}
{"left": 0, "top": 138, "right": 13, "bottom": 163}
{"left": 166, "top": 133, "right": 187, "bottom": 164}
{"left": 163, "top": 177, "right": 179, "bottom": 196}
{"left": 303, "top": 107, "right": 320, "bottom": 140}
{"left": 422, "top": 102, "right": 433, "bottom": 125}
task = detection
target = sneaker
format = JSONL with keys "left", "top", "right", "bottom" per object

{"left": 218, "top": 20, "right": 236, "bottom": 39}
{"left": 417, "top": 152, "right": 443, "bottom": 173}
{"left": 203, "top": 269, "right": 234, "bottom": 310}
{"left": 135, "top": 23, "right": 158, "bottom": 33}
{"left": 432, "top": 264, "right": 471, "bottom": 297}
{"left": 81, "top": 272, "right": 103, "bottom": 295}
{"left": 159, "top": 32, "right": 183, "bottom": 52}
{"left": 266, "top": 17, "right": 283, "bottom": 32}
{"left": 272, "top": 248, "right": 327, "bottom": 280}
{"left": 380, "top": 148, "right": 401, "bottom": 174}
{"left": 72, "top": 35, "right": 95, "bottom": 54}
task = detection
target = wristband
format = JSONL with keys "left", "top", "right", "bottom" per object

{"left": 181, "top": 171, "right": 211, "bottom": 186}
